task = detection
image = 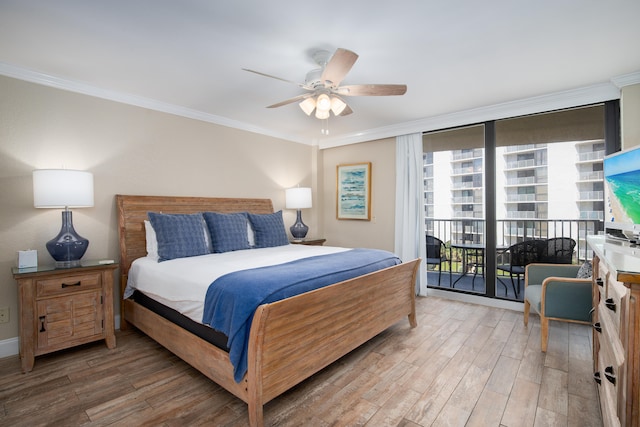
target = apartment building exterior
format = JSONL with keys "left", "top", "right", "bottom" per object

{"left": 424, "top": 139, "right": 605, "bottom": 253}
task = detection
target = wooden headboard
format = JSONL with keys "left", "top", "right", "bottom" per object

{"left": 115, "top": 194, "right": 274, "bottom": 285}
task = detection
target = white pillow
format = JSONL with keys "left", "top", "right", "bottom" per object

{"left": 144, "top": 220, "right": 159, "bottom": 261}
{"left": 247, "top": 221, "right": 255, "bottom": 247}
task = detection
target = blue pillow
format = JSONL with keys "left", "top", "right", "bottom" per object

{"left": 203, "top": 212, "right": 251, "bottom": 253}
{"left": 247, "top": 211, "right": 289, "bottom": 248}
{"left": 147, "top": 212, "right": 209, "bottom": 261}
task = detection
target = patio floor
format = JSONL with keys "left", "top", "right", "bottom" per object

{"left": 426, "top": 270, "right": 524, "bottom": 301}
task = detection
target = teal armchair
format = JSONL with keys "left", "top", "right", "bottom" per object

{"left": 523, "top": 263, "right": 592, "bottom": 352}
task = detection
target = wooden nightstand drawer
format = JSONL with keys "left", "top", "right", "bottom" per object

{"left": 36, "top": 272, "right": 102, "bottom": 297}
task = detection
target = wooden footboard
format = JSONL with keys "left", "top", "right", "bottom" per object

{"left": 247, "top": 258, "right": 420, "bottom": 426}
{"left": 116, "top": 194, "right": 420, "bottom": 426}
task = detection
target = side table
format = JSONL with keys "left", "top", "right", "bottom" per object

{"left": 12, "top": 261, "right": 118, "bottom": 372}
{"left": 290, "top": 238, "right": 326, "bottom": 246}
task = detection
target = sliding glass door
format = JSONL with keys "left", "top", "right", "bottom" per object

{"left": 424, "top": 125, "right": 486, "bottom": 295}
{"left": 423, "top": 103, "right": 611, "bottom": 301}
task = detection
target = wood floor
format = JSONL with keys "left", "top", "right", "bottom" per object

{"left": 0, "top": 296, "right": 602, "bottom": 426}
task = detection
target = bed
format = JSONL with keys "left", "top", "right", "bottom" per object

{"left": 116, "top": 194, "right": 420, "bottom": 426}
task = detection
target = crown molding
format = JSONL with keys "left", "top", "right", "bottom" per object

{"left": 2, "top": 61, "right": 635, "bottom": 150}
{"left": 318, "top": 80, "right": 622, "bottom": 149}
{"left": 611, "top": 71, "right": 640, "bottom": 88}
{"left": 0, "top": 62, "right": 313, "bottom": 146}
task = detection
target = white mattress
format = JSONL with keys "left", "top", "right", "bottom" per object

{"left": 126, "top": 244, "right": 349, "bottom": 323}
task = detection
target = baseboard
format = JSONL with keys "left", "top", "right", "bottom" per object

{"left": 426, "top": 288, "right": 524, "bottom": 312}
{"left": 0, "top": 314, "right": 122, "bottom": 359}
{"left": 0, "top": 336, "right": 19, "bottom": 359}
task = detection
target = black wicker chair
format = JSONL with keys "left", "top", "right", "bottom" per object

{"left": 541, "top": 237, "right": 576, "bottom": 264}
{"left": 497, "top": 239, "right": 546, "bottom": 298}
{"left": 426, "top": 235, "right": 450, "bottom": 286}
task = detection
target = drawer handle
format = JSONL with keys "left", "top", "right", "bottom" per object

{"left": 605, "top": 298, "right": 616, "bottom": 312}
{"left": 604, "top": 366, "right": 616, "bottom": 385}
{"left": 593, "top": 322, "right": 602, "bottom": 333}
{"left": 596, "top": 278, "right": 603, "bottom": 287}
{"left": 39, "top": 316, "right": 46, "bottom": 332}
{"left": 61, "top": 281, "right": 81, "bottom": 288}
{"left": 594, "top": 371, "right": 601, "bottom": 385}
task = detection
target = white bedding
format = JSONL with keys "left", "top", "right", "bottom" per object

{"left": 126, "top": 244, "right": 350, "bottom": 323}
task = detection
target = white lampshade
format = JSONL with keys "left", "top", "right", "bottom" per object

{"left": 299, "top": 97, "right": 316, "bottom": 116}
{"left": 33, "top": 169, "right": 94, "bottom": 208}
{"left": 285, "top": 187, "right": 312, "bottom": 209}
{"left": 330, "top": 96, "right": 347, "bottom": 115}
{"left": 316, "top": 94, "right": 331, "bottom": 111}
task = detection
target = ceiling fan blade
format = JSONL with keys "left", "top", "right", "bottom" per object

{"left": 339, "top": 104, "right": 353, "bottom": 116}
{"left": 336, "top": 84, "right": 407, "bottom": 96}
{"left": 266, "top": 93, "right": 314, "bottom": 108}
{"left": 320, "top": 48, "right": 358, "bottom": 87}
{"left": 242, "top": 68, "right": 311, "bottom": 90}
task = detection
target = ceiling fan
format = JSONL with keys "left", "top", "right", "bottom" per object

{"left": 242, "top": 48, "right": 407, "bottom": 120}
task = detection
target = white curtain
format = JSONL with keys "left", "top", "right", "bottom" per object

{"left": 395, "top": 133, "right": 427, "bottom": 295}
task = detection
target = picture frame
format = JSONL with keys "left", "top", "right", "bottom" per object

{"left": 336, "top": 162, "right": 372, "bottom": 220}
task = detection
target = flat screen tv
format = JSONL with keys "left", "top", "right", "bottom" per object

{"left": 603, "top": 144, "right": 640, "bottom": 240}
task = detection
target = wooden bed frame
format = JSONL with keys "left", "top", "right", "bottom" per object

{"left": 116, "top": 194, "right": 420, "bottom": 426}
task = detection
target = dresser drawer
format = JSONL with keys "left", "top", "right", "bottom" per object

{"left": 594, "top": 256, "right": 608, "bottom": 301}
{"left": 597, "top": 341, "right": 623, "bottom": 427}
{"left": 603, "top": 278, "right": 628, "bottom": 335}
{"left": 36, "top": 272, "right": 102, "bottom": 297}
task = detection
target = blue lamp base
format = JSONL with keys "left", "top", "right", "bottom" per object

{"left": 46, "top": 210, "right": 89, "bottom": 268}
{"left": 290, "top": 209, "right": 309, "bottom": 240}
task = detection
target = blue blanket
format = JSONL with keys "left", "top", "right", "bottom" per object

{"left": 202, "top": 248, "right": 401, "bottom": 382}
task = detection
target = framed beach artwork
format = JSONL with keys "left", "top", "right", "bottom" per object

{"left": 336, "top": 162, "right": 371, "bottom": 220}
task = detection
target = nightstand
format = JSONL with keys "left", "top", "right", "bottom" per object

{"left": 12, "top": 261, "right": 118, "bottom": 372}
{"left": 290, "top": 238, "right": 326, "bottom": 246}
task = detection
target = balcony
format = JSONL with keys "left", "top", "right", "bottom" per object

{"left": 505, "top": 194, "right": 547, "bottom": 202}
{"left": 579, "top": 190, "right": 604, "bottom": 201}
{"left": 505, "top": 144, "right": 546, "bottom": 153}
{"left": 577, "top": 150, "right": 605, "bottom": 162}
{"left": 451, "top": 149, "right": 483, "bottom": 161}
{"left": 425, "top": 218, "right": 604, "bottom": 301}
{"left": 505, "top": 159, "right": 546, "bottom": 169}
{"left": 578, "top": 171, "right": 603, "bottom": 181}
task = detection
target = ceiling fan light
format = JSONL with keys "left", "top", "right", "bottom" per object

{"left": 330, "top": 96, "right": 347, "bottom": 115}
{"left": 316, "top": 93, "right": 331, "bottom": 111}
{"left": 299, "top": 97, "right": 316, "bottom": 116}
{"left": 315, "top": 108, "right": 330, "bottom": 119}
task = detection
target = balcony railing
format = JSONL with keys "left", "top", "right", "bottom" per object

{"left": 577, "top": 151, "right": 605, "bottom": 162}
{"left": 505, "top": 194, "right": 547, "bottom": 202}
{"left": 579, "top": 191, "right": 604, "bottom": 201}
{"left": 578, "top": 171, "right": 604, "bottom": 181}
{"left": 426, "top": 218, "right": 604, "bottom": 264}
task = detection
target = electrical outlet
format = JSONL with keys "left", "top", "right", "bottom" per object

{"left": 0, "top": 307, "right": 9, "bottom": 324}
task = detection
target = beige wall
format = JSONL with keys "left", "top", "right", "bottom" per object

{"left": 321, "top": 137, "right": 396, "bottom": 251}
{"left": 2, "top": 74, "right": 639, "bottom": 345}
{"left": 0, "top": 75, "right": 314, "bottom": 341}
{"left": 621, "top": 83, "right": 640, "bottom": 149}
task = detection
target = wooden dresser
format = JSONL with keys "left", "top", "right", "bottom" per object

{"left": 588, "top": 235, "right": 640, "bottom": 427}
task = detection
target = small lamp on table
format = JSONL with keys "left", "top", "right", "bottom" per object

{"left": 285, "top": 187, "right": 312, "bottom": 241}
{"left": 33, "top": 169, "right": 94, "bottom": 268}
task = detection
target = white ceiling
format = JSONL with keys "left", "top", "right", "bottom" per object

{"left": 1, "top": 0, "right": 639, "bottom": 147}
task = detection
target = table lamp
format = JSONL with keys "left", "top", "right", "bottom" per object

{"left": 285, "top": 187, "right": 312, "bottom": 240}
{"left": 33, "top": 169, "right": 94, "bottom": 268}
